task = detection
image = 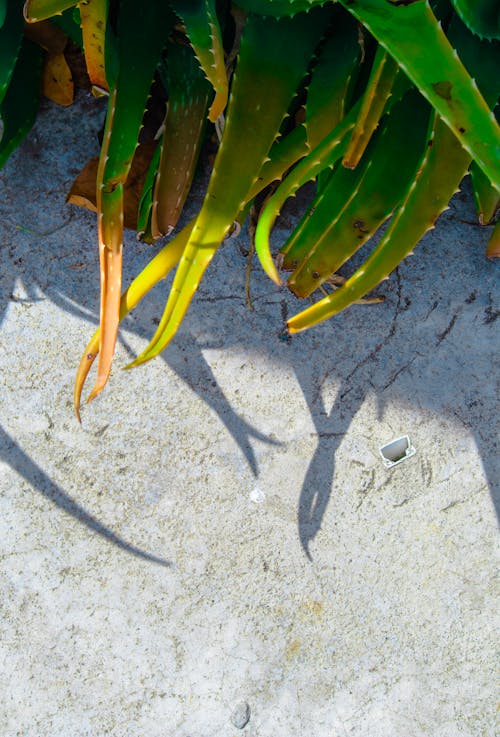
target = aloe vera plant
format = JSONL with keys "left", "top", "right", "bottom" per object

{"left": 0, "top": 1, "right": 498, "bottom": 415}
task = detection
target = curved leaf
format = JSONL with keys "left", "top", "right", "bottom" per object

{"left": 286, "top": 90, "right": 431, "bottom": 297}
{"left": 170, "top": 0, "right": 228, "bottom": 122}
{"left": 451, "top": 0, "right": 500, "bottom": 41}
{"left": 127, "top": 6, "right": 332, "bottom": 367}
{"left": 236, "top": 0, "right": 331, "bottom": 17}
{"left": 151, "top": 39, "right": 210, "bottom": 238}
{"left": 254, "top": 109, "right": 358, "bottom": 284}
{"left": 342, "top": 46, "right": 399, "bottom": 169}
{"left": 339, "top": 0, "right": 500, "bottom": 190}
{"left": 89, "top": 0, "right": 176, "bottom": 400}
{"left": 287, "top": 114, "right": 471, "bottom": 333}
{"left": 0, "top": 39, "right": 43, "bottom": 168}
{"left": 80, "top": 0, "right": 107, "bottom": 91}
{"left": 0, "top": 0, "right": 25, "bottom": 106}
{"left": 23, "top": 0, "right": 76, "bottom": 22}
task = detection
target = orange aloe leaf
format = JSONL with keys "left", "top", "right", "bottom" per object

{"left": 67, "top": 140, "right": 158, "bottom": 229}
{"left": 74, "top": 221, "right": 192, "bottom": 417}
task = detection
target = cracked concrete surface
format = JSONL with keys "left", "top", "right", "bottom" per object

{"left": 0, "top": 94, "right": 499, "bottom": 736}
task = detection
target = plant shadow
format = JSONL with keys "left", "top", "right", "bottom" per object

{"left": 0, "top": 96, "right": 498, "bottom": 562}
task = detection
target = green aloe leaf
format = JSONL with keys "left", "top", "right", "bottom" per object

{"left": 151, "top": 38, "right": 211, "bottom": 238}
{"left": 88, "top": 0, "right": 176, "bottom": 400}
{"left": 23, "top": 0, "right": 76, "bottom": 21}
{"left": 486, "top": 217, "right": 500, "bottom": 259}
{"left": 50, "top": 6, "right": 83, "bottom": 47}
{"left": 287, "top": 113, "right": 471, "bottom": 333}
{"left": 342, "top": 45, "right": 399, "bottom": 169}
{"left": 451, "top": 0, "right": 500, "bottom": 40}
{"left": 235, "top": 0, "right": 330, "bottom": 17}
{"left": 280, "top": 162, "right": 362, "bottom": 274}
{"left": 470, "top": 160, "right": 500, "bottom": 225}
{"left": 0, "top": 38, "right": 43, "bottom": 168}
{"left": 280, "top": 69, "right": 412, "bottom": 273}
{"left": 305, "top": 8, "right": 361, "bottom": 149}
{"left": 255, "top": 109, "right": 359, "bottom": 284}
{"left": 449, "top": 13, "right": 500, "bottom": 227}
{"left": 0, "top": 0, "right": 24, "bottom": 106}
{"left": 285, "top": 90, "right": 431, "bottom": 297}
{"left": 0, "top": 0, "right": 6, "bottom": 27}
{"left": 136, "top": 140, "right": 162, "bottom": 243}
{"left": 169, "top": 0, "right": 228, "bottom": 122}
{"left": 127, "top": 6, "right": 332, "bottom": 367}
{"left": 254, "top": 62, "right": 413, "bottom": 284}
{"left": 287, "top": 11, "right": 500, "bottom": 332}
{"left": 339, "top": 0, "right": 500, "bottom": 191}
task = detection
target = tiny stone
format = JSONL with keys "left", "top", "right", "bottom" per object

{"left": 231, "top": 701, "right": 250, "bottom": 729}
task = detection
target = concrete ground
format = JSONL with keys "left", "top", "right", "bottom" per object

{"left": 0, "top": 93, "right": 498, "bottom": 737}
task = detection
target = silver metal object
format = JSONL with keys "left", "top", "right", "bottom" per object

{"left": 379, "top": 435, "right": 416, "bottom": 468}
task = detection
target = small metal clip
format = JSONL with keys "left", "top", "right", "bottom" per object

{"left": 379, "top": 435, "right": 416, "bottom": 468}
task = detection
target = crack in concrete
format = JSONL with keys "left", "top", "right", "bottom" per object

{"left": 381, "top": 352, "right": 421, "bottom": 392}
{"left": 336, "top": 269, "right": 404, "bottom": 401}
{"left": 436, "top": 310, "right": 460, "bottom": 345}
{"left": 196, "top": 294, "right": 244, "bottom": 303}
{"left": 484, "top": 291, "right": 499, "bottom": 324}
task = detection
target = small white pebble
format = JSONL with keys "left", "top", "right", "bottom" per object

{"left": 250, "top": 487, "right": 265, "bottom": 504}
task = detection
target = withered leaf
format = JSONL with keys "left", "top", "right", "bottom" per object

{"left": 42, "top": 51, "right": 74, "bottom": 106}
{"left": 24, "top": 20, "right": 67, "bottom": 55}
{"left": 67, "top": 140, "right": 158, "bottom": 230}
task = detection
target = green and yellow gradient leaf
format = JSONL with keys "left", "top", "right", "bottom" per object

{"left": 285, "top": 90, "right": 431, "bottom": 297}
{"left": 88, "top": 0, "right": 176, "bottom": 402}
{"left": 170, "top": 0, "right": 228, "bottom": 122}
{"left": 339, "top": 0, "right": 500, "bottom": 191}
{"left": 23, "top": 0, "right": 76, "bottom": 22}
{"left": 287, "top": 114, "right": 471, "bottom": 333}
{"left": 342, "top": 46, "right": 399, "bottom": 169}
{"left": 151, "top": 38, "right": 211, "bottom": 238}
{"left": 126, "top": 7, "right": 331, "bottom": 368}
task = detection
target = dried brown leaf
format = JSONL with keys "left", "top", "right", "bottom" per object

{"left": 67, "top": 141, "right": 158, "bottom": 230}
{"left": 24, "top": 20, "right": 67, "bottom": 54}
{"left": 42, "top": 51, "right": 74, "bottom": 106}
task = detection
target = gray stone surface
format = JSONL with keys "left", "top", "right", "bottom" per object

{"left": 0, "top": 93, "right": 498, "bottom": 737}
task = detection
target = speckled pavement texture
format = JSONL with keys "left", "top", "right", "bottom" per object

{"left": 0, "top": 94, "right": 498, "bottom": 737}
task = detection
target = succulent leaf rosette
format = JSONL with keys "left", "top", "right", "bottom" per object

{"left": 1, "top": 0, "right": 499, "bottom": 416}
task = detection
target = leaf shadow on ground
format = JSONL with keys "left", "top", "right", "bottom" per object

{"left": 0, "top": 97, "right": 498, "bottom": 562}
